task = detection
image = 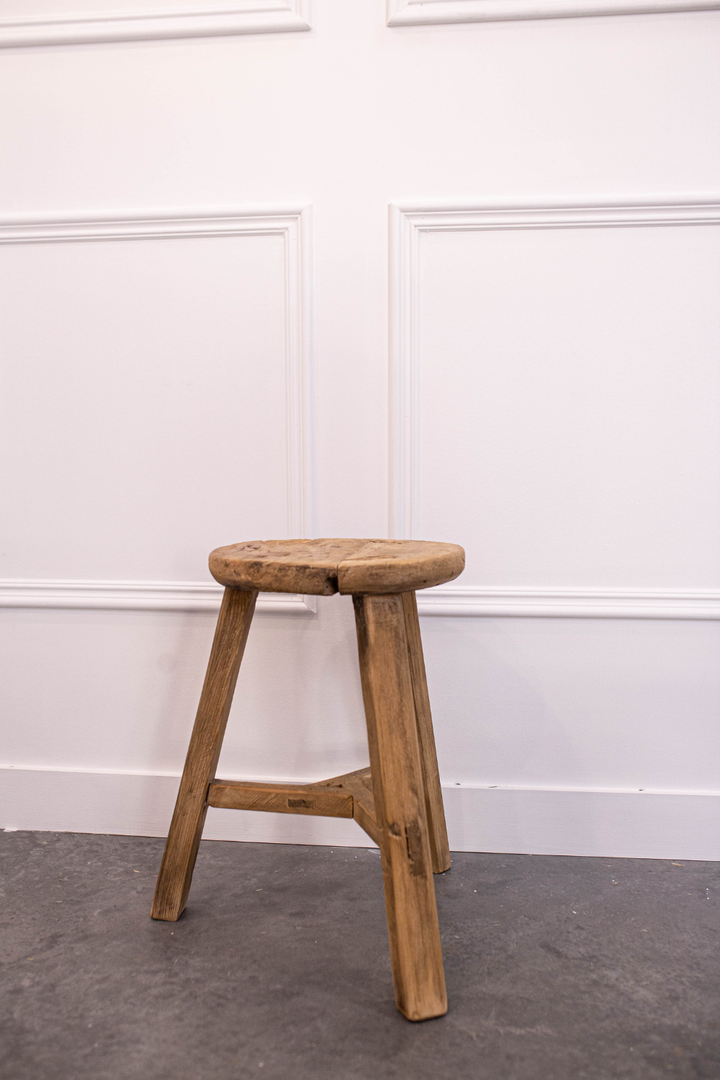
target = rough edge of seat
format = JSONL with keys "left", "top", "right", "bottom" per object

{"left": 337, "top": 544, "right": 464, "bottom": 595}
{"left": 209, "top": 540, "right": 345, "bottom": 594}
{"left": 208, "top": 539, "right": 465, "bottom": 596}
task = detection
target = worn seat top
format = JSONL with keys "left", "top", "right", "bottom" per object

{"left": 209, "top": 538, "right": 465, "bottom": 596}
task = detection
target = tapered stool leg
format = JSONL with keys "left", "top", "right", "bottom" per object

{"left": 353, "top": 593, "right": 447, "bottom": 1021}
{"left": 151, "top": 587, "right": 258, "bottom": 922}
{"left": 401, "top": 591, "right": 451, "bottom": 874}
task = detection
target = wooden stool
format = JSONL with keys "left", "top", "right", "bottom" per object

{"left": 151, "top": 538, "right": 465, "bottom": 1021}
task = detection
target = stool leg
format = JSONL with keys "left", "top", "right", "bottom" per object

{"left": 401, "top": 591, "right": 451, "bottom": 874}
{"left": 151, "top": 587, "right": 258, "bottom": 922}
{"left": 353, "top": 593, "right": 447, "bottom": 1021}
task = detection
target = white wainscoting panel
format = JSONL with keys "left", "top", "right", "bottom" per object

{"left": 387, "top": 0, "right": 719, "bottom": 26}
{"left": 391, "top": 200, "right": 720, "bottom": 618}
{"left": 1, "top": 6, "right": 718, "bottom": 862}
{"left": 0, "top": 0, "right": 310, "bottom": 48}
{"left": 3, "top": 766, "right": 718, "bottom": 860}
{"left": 0, "top": 208, "right": 313, "bottom": 613}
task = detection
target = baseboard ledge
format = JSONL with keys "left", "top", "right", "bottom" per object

{"left": 2, "top": 767, "right": 718, "bottom": 860}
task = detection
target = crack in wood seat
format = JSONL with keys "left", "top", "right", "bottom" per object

{"left": 152, "top": 537, "right": 465, "bottom": 1022}
{"left": 209, "top": 537, "right": 465, "bottom": 595}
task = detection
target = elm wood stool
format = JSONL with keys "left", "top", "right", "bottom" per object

{"left": 151, "top": 538, "right": 465, "bottom": 1022}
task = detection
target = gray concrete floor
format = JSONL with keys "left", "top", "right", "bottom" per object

{"left": 0, "top": 832, "right": 718, "bottom": 1080}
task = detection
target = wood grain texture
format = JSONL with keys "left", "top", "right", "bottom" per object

{"left": 151, "top": 587, "right": 257, "bottom": 921}
{"left": 353, "top": 593, "right": 447, "bottom": 1021}
{"left": 311, "top": 766, "right": 372, "bottom": 789}
{"left": 207, "top": 769, "right": 381, "bottom": 839}
{"left": 209, "top": 538, "right": 464, "bottom": 596}
{"left": 402, "top": 591, "right": 451, "bottom": 874}
{"left": 340, "top": 767, "right": 382, "bottom": 845}
{"left": 208, "top": 779, "right": 353, "bottom": 817}
{"left": 338, "top": 540, "right": 464, "bottom": 596}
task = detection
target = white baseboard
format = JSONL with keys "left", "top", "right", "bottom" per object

{"left": 2, "top": 767, "right": 718, "bottom": 860}
{"left": 443, "top": 785, "right": 720, "bottom": 861}
{"left": 0, "top": 767, "right": 368, "bottom": 848}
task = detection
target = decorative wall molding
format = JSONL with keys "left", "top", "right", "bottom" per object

{"left": 387, "top": 0, "right": 719, "bottom": 26}
{"left": 417, "top": 585, "right": 720, "bottom": 619}
{"left": 0, "top": 0, "right": 310, "bottom": 48}
{"left": 3, "top": 765, "right": 718, "bottom": 859}
{"left": 390, "top": 198, "right": 720, "bottom": 619}
{"left": 0, "top": 580, "right": 316, "bottom": 614}
{"left": 0, "top": 207, "right": 315, "bottom": 615}
{"left": 0, "top": 208, "right": 310, "bottom": 245}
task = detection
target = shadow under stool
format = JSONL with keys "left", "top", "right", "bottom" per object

{"left": 151, "top": 537, "right": 465, "bottom": 1021}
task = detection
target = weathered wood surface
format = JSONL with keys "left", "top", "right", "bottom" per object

{"left": 340, "top": 768, "right": 382, "bottom": 846}
{"left": 311, "top": 766, "right": 372, "bottom": 790}
{"left": 206, "top": 768, "right": 381, "bottom": 841}
{"left": 354, "top": 593, "right": 448, "bottom": 1022}
{"left": 152, "top": 543, "right": 454, "bottom": 1021}
{"left": 402, "top": 591, "right": 451, "bottom": 874}
{"left": 209, "top": 538, "right": 464, "bottom": 596}
{"left": 151, "top": 587, "right": 257, "bottom": 922}
{"left": 208, "top": 779, "right": 353, "bottom": 817}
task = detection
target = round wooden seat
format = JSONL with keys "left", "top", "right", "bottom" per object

{"left": 209, "top": 537, "right": 465, "bottom": 596}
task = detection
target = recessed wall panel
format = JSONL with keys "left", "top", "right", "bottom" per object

{"left": 0, "top": 228, "right": 290, "bottom": 581}
{"left": 414, "top": 220, "right": 720, "bottom": 590}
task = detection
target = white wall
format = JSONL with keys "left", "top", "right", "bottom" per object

{"left": 1, "top": 0, "right": 719, "bottom": 859}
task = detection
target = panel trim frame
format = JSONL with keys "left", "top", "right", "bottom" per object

{"left": 0, "top": 580, "right": 314, "bottom": 614}
{"left": 0, "top": 207, "right": 316, "bottom": 615}
{"left": 418, "top": 585, "right": 720, "bottom": 619}
{"left": 0, "top": 0, "right": 310, "bottom": 48}
{"left": 388, "top": 0, "right": 720, "bottom": 26}
{"left": 389, "top": 198, "right": 720, "bottom": 619}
